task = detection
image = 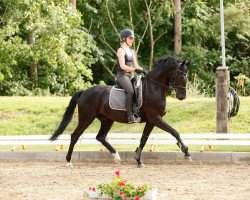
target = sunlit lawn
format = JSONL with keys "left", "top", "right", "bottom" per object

{"left": 0, "top": 96, "right": 249, "bottom": 135}
{"left": 0, "top": 96, "right": 250, "bottom": 152}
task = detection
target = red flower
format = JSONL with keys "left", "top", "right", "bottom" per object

{"left": 119, "top": 191, "right": 124, "bottom": 196}
{"left": 135, "top": 196, "right": 140, "bottom": 200}
{"left": 137, "top": 186, "right": 142, "bottom": 191}
{"left": 89, "top": 187, "right": 96, "bottom": 191}
{"left": 115, "top": 170, "right": 121, "bottom": 177}
{"left": 123, "top": 198, "right": 129, "bottom": 200}
{"left": 119, "top": 181, "right": 126, "bottom": 186}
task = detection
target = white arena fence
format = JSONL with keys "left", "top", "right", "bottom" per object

{"left": 0, "top": 133, "right": 250, "bottom": 147}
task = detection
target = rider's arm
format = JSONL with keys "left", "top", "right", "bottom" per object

{"left": 132, "top": 50, "right": 143, "bottom": 70}
{"left": 117, "top": 48, "right": 135, "bottom": 73}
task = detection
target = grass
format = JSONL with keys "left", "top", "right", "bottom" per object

{"left": 0, "top": 96, "right": 249, "bottom": 152}
{"left": 0, "top": 96, "right": 249, "bottom": 135}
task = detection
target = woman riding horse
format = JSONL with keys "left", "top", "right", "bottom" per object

{"left": 50, "top": 50, "right": 191, "bottom": 168}
{"left": 116, "top": 28, "right": 145, "bottom": 123}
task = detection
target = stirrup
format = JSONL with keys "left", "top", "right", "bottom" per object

{"left": 128, "top": 113, "right": 141, "bottom": 123}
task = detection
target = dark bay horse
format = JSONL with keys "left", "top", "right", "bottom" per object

{"left": 50, "top": 56, "right": 191, "bottom": 167}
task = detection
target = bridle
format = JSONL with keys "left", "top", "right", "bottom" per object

{"left": 147, "top": 66, "right": 188, "bottom": 90}
{"left": 168, "top": 69, "right": 187, "bottom": 90}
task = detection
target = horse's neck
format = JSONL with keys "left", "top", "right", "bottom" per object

{"left": 148, "top": 70, "right": 170, "bottom": 90}
{"left": 143, "top": 78, "right": 168, "bottom": 102}
{"left": 149, "top": 61, "right": 177, "bottom": 84}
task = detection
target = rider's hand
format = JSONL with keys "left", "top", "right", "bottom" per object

{"left": 135, "top": 68, "right": 148, "bottom": 76}
{"left": 135, "top": 68, "right": 143, "bottom": 73}
{"left": 142, "top": 69, "right": 148, "bottom": 76}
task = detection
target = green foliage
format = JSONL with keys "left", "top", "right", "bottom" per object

{"left": 0, "top": 0, "right": 249, "bottom": 96}
{"left": 0, "top": 0, "right": 98, "bottom": 95}
{"left": 234, "top": 73, "right": 250, "bottom": 96}
{"left": 77, "top": 0, "right": 249, "bottom": 96}
{"left": 78, "top": 0, "right": 174, "bottom": 79}
{"left": 187, "top": 74, "right": 210, "bottom": 97}
{"left": 211, "top": 1, "right": 250, "bottom": 96}
{"left": 181, "top": 45, "right": 217, "bottom": 97}
{"left": 181, "top": 0, "right": 250, "bottom": 96}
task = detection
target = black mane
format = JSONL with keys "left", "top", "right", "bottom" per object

{"left": 149, "top": 56, "right": 181, "bottom": 77}
{"left": 153, "top": 56, "right": 180, "bottom": 69}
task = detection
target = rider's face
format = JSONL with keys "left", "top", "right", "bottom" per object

{"left": 125, "top": 37, "right": 134, "bottom": 46}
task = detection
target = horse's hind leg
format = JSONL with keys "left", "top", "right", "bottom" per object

{"left": 96, "top": 118, "right": 120, "bottom": 163}
{"left": 66, "top": 117, "right": 95, "bottom": 165}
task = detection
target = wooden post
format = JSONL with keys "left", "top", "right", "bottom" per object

{"left": 71, "top": 0, "right": 77, "bottom": 10}
{"left": 174, "top": 0, "right": 182, "bottom": 55}
{"left": 28, "top": 34, "right": 37, "bottom": 89}
{"left": 216, "top": 66, "right": 230, "bottom": 133}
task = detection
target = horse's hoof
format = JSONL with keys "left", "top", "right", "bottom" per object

{"left": 184, "top": 156, "right": 192, "bottom": 161}
{"left": 138, "top": 163, "right": 145, "bottom": 168}
{"left": 112, "top": 152, "right": 121, "bottom": 164}
{"left": 66, "top": 162, "right": 73, "bottom": 168}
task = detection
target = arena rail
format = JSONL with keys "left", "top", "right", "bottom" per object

{"left": 0, "top": 133, "right": 250, "bottom": 147}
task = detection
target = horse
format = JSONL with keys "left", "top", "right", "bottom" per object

{"left": 50, "top": 56, "right": 191, "bottom": 167}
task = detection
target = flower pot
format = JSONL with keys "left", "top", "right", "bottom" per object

{"left": 88, "top": 189, "right": 100, "bottom": 198}
{"left": 143, "top": 188, "right": 158, "bottom": 200}
{"left": 100, "top": 194, "right": 112, "bottom": 199}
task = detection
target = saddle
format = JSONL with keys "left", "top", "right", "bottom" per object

{"left": 109, "top": 75, "right": 143, "bottom": 111}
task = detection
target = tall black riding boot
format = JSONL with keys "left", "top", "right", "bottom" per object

{"left": 126, "top": 92, "right": 140, "bottom": 123}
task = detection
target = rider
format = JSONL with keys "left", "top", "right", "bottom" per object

{"left": 116, "top": 28, "right": 144, "bottom": 123}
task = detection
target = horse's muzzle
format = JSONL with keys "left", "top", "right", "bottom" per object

{"left": 177, "top": 96, "right": 186, "bottom": 100}
{"left": 176, "top": 93, "right": 186, "bottom": 100}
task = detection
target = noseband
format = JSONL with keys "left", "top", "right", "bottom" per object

{"left": 148, "top": 66, "right": 187, "bottom": 90}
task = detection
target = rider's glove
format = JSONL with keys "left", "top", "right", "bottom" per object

{"left": 135, "top": 68, "right": 148, "bottom": 76}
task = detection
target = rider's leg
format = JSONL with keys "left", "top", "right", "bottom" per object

{"left": 126, "top": 92, "right": 140, "bottom": 123}
{"left": 116, "top": 75, "right": 140, "bottom": 123}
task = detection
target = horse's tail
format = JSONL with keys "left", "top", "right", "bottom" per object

{"left": 50, "top": 90, "right": 84, "bottom": 141}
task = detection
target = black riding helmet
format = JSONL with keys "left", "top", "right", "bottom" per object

{"left": 120, "top": 29, "right": 134, "bottom": 40}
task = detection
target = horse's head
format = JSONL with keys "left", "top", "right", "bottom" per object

{"left": 170, "top": 60, "right": 190, "bottom": 100}
{"left": 149, "top": 56, "right": 190, "bottom": 100}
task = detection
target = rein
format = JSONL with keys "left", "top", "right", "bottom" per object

{"left": 143, "top": 60, "right": 188, "bottom": 103}
{"left": 147, "top": 69, "right": 187, "bottom": 90}
{"left": 148, "top": 77, "right": 168, "bottom": 89}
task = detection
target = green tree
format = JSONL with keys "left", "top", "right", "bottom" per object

{"left": 181, "top": 0, "right": 249, "bottom": 96}
{"left": 74, "top": 0, "right": 250, "bottom": 96}
{"left": 0, "top": 0, "right": 98, "bottom": 95}
{"left": 1, "top": 0, "right": 249, "bottom": 96}
{"left": 78, "top": 0, "right": 172, "bottom": 84}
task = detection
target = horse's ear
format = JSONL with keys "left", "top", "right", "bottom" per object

{"left": 181, "top": 60, "right": 186, "bottom": 66}
{"left": 186, "top": 60, "right": 191, "bottom": 66}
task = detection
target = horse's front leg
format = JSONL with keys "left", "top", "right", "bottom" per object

{"left": 134, "top": 123, "right": 154, "bottom": 167}
{"left": 153, "top": 116, "right": 192, "bottom": 160}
